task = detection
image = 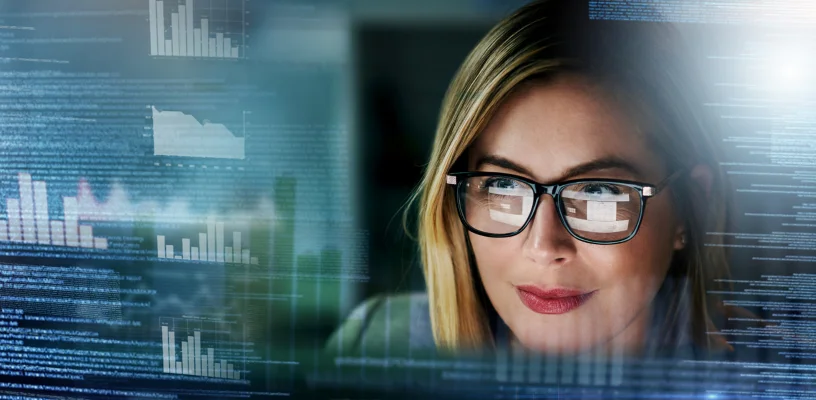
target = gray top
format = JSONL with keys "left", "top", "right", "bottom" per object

{"left": 324, "top": 286, "right": 729, "bottom": 361}
{"left": 324, "top": 291, "right": 437, "bottom": 358}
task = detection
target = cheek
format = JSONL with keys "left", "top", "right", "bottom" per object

{"left": 469, "top": 233, "right": 522, "bottom": 281}
{"left": 588, "top": 203, "right": 677, "bottom": 291}
{"left": 581, "top": 243, "right": 666, "bottom": 290}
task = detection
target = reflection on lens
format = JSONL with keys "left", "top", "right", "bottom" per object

{"left": 561, "top": 182, "right": 640, "bottom": 242}
{"left": 459, "top": 176, "right": 534, "bottom": 234}
{"left": 455, "top": 176, "right": 643, "bottom": 242}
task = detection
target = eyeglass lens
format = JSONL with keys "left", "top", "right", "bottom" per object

{"left": 457, "top": 176, "right": 642, "bottom": 242}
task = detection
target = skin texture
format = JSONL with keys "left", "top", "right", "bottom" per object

{"left": 467, "top": 74, "right": 687, "bottom": 356}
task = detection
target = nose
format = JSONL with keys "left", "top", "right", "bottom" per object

{"left": 522, "top": 195, "right": 577, "bottom": 267}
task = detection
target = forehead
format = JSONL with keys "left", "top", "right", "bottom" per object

{"left": 469, "top": 75, "right": 661, "bottom": 181}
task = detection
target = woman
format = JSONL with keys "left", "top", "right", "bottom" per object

{"left": 327, "top": 0, "right": 737, "bottom": 360}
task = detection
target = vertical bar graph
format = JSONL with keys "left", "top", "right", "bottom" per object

{"left": 19, "top": 173, "right": 35, "bottom": 243}
{"left": 216, "top": 221, "right": 224, "bottom": 262}
{"left": 63, "top": 197, "right": 78, "bottom": 246}
{"left": 199, "top": 233, "right": 207, "bottom": 260}
{"left": 171, "top": 12, "right": 179, "bottom": 56}
{"left": 182, "top": 238, "right": 190, "bottom": 259}
{"left": 186, "top": 0, "right": 194, "bottom": 55}
{"left": 79, "top": 225, "right": 93, "bottom": 248}
{"left": 149, "top": 0, "right": 159, "bottom": 55}
{"left": 169, "top": 330, "right": 177, "bottom": 373}
{"left": 0, "top": 173, "right": 107, "bottom": 250}
{"left": 206, "top": 219, "right": 215, "bottom": 261}
{"left": 50, "top": 221, "right": 64, "bottom": 246}
{"left": 156, "top": 0, "right": 165, "bottom": 55}
{"left": 181, "top": 341, "right": 189, "bottom": 374}
{"left": 149, "top": 0, "right": 245, "bottom": 59}
{"left": 158, "top": 235, "right": 166, "bottom": 258}
{"left": 156, "top": 220, "right": 258, "bottom": 264}
{"left": 194, "top": 28, "right": 201, "bottom": 56}
{"left": 201, "top": 18, "right": 209, "bottom": 57}
{"left": 93, "top": 237, "right": 107, "bottom": 249}
{"left": 186, "top": 334, "right": 194, "bottom": 374}
{"left": 33, "top": 181, "right": 49, "bottom": 244}
{"left": 161, "top": 325, "right": 170, "bottom": 372}
{"left": 194, "top": 330, "right": 201, "bottom": 375}
{"left": 178, "top": 4, "right": 187, "bottom": 56}
{"left": 160, "top": 318, "right": 244, "bottom": 380}
{"left": 233, "top": 231, "right": 241, "bottom": 259}
{"left": 207, "top": 348, "right": 214, "bottom": 377}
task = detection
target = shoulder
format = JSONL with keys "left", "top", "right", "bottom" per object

{"left": 324, "top": 291, "right": 435, "bottom": 357}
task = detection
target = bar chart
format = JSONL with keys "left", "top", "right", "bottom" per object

{"left": 156, "top": 217, "right": 258, "bottom": 264}
{"left": 149, "top": 0, "right": 246, "bottom": 59}
{"left": 0, "top": 173, "right": 107, "bottom": 249}
{"left": 152, "top": 106, "right": 246, "bottom": 160}
{"left": 160, "top": 318, "right": 243, "bottom": 380}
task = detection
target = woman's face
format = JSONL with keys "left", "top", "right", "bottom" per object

{"left": 467, "top": 75, "right": 685, "bottom": 355}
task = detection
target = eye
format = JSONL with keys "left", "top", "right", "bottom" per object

{"left": 481, "top": 177, "right": 522, "bottom": 190}
{"left": 579, "top": 183, "right": 622, "bottom": 195}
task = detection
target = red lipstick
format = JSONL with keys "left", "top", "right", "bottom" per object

{"left": 515, "top": 285, "right": 595, "bottom": 315}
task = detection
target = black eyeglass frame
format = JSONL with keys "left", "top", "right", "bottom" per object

{"left": 445, "top": 169, "right": 685, "bottom": 245}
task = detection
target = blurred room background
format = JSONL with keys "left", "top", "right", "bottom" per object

{"left": 351, "top": 0, "right": 528, "bottom": 305}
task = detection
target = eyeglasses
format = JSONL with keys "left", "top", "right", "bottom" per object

{"left": 445, "top": 169, "right": 684, "bottom": 245}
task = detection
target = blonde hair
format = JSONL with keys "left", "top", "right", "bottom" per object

{"left": 403, "top": 0, "right": 732, "bottom": 355}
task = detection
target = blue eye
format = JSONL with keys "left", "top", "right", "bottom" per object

{"left": 580, "top": 183, "right": 622, "bottom": 195}
{"left": 482, "top": 177, "right": 521, "bottom": 190}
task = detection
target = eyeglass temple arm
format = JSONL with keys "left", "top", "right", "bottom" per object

{"left": 644, "top": 169, "right": 685, "bottom": 197}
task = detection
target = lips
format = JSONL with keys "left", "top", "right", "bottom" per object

{"left": 515, "top": 285, "right": 595, "bottom": 315}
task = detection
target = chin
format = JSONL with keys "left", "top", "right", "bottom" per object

{"left": 518, "top": 336, "right": 598, "bottom": 355}
{"left": 511, "top": 321, "right": 602, "bottom": 355}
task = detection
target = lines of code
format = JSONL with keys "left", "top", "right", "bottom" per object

{"left": 589, "top": 0, "right": 816, "bottom": 25}
{"left": 0, "top": 0, "right": 364, "bottom": 398}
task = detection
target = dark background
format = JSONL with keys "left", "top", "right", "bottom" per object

{"left": 357, "top": 25, "right": 490, "bottom": 297}
{"left": 353, "top": 2, "right": 527, "bottom": 299}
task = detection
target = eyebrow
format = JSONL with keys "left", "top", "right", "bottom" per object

{"left": 474, "top": 154, "right": 643, "bottom": 182}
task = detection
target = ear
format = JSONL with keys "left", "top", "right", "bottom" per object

{"left": 673, "top": 226, "right": 686, "bottom": 250}
{"left": 673, "top": 164, "right": 713, "bottom": 250}
{"left": 688, "top": 163, "right": 713, "bottom": 201}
